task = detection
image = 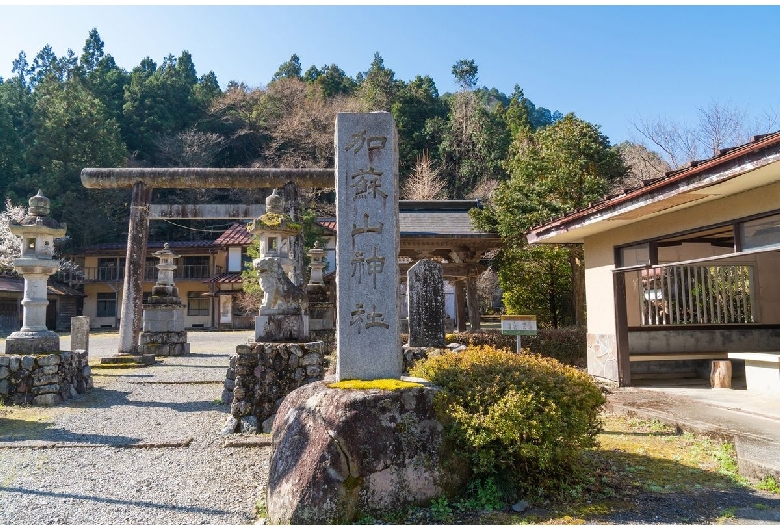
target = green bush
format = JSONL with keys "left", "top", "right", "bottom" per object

{"left": 445, "top": 327, "right": 586, "bottom": 368}
{"left": 409, "top": 345, "right": 604, "bottom": 497}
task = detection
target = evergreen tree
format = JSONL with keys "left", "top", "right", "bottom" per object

{"left": 473, "top": 114, "right": 627, "bottom": 326}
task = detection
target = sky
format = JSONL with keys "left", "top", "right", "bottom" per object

{"left": 1, "top": 4, "right": 779, "bottom": 145}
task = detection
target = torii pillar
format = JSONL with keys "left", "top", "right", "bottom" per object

{"left": 81, "top": 168, "right": 334, "bottom": 359}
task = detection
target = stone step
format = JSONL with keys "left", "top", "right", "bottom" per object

{"left": 99, "top": 354, "right": 156, "bottom": 366}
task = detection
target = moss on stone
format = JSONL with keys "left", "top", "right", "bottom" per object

{"left": 249, "top": 212, "right": 302, "bottom": 232}
{"left": 328, "top": 379, "right": 423, "bottom": 391}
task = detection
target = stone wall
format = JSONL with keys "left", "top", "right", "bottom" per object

{"left": 222, "top": 341, "right": 325, "bottom": 433}
{"left": 587, "top": 333, "right": 619, "bottom": 382}
{"left": 0, "top": 350, "right": 93, "bottom": 406}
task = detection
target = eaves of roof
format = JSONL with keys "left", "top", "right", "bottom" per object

{"left": 84, "top": 240, "right": 216, "bottom": 254}
{"left": 526, "top": 131, "right": 780, "bottom": 244}
{"left": 0, "top": 275, "right": 84, "bottom": 297}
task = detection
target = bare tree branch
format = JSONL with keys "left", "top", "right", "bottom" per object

{"left": 401, "top": 150, "right": 447, "bottom": 200}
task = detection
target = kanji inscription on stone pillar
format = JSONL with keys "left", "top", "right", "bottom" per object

{"left": 336, "top": 113, "right": 401, "bottom": 381}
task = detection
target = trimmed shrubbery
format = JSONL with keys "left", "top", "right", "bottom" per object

{"left": 409, "top": 345, "right": 605, "bottom": 499}
{"left": 445, "top": 326, "right": 586, "bottom": 368}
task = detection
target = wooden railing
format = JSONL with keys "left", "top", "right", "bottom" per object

{"left": 58, "top": 264, "right": 222, "bottom": 284}
{"left": 636, "top": 264, "right": 755, "bottom": 326}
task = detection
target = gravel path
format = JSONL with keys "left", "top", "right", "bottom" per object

{"left": 0, "top": 331, "right": 269, "bottom": 525}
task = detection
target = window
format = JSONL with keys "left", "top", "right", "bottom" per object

{"left": 741, "top": 212, "right": 780, "bottom": 252}
{"left": 98, "top": 258, "right": 124, "bottom": 281}
{"left": 96, "top": 293, "right": 117, "bottom": 317}
{"left": 144, "top": 258, "right": 157, "bottom": 282}
{"left": 188, "top": 291, "right": 210, "bottom": 316}
{"left": 181, "top": 256, "right": 210, "bottom": 279}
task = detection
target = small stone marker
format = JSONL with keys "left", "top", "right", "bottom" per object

{"left": 70, "top": 316, "right": 90, "bottom": 352}
{"left": 336, "top": 112, "right": 401, "bottom": 381}
{"left": 407, "top": 259, "right": 445, "bottom": 348}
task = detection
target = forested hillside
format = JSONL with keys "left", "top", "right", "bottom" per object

{"left": 0, "top": 30, "right": 571, "bottom": 246}
{"left": 8, "top": 29, "right": 761, "bottom": 327}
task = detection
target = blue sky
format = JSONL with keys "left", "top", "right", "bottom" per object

{"left": 1, "top": 4, "right": 778, "bottom": 145}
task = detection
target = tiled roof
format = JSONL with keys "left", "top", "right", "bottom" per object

{"left": 205, "top": 272, "right": 244, "bottom": 284}
{"left": 528, "top": 130, "right": 780, "bottom": 235}
{"left": 215, "top": 223, "right": 253, "bottom": 246}
{"left": 317, "top": 218, "right": 336, "bottom": 232}
{"left": 84, "top": 240, "right": 215, "bottom": 253}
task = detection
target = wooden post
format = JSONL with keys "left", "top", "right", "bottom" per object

{"left": 613, "top": 270, "right": 631, "bottom": 387}
{"left": 466, "top": 275, "right": 480, "bottom": 331}
{"left": 118, "top": 181, "right": 152, "bottom": 355}
{"left": 710, "top": 360, "right": 732, "bottom": 388}
{"left": 454, "top": 279, "right": 467, "bottom": 332}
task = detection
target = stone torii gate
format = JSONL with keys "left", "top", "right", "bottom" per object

{"left": 81, "top": 168, "right": 334, "bottom": 358}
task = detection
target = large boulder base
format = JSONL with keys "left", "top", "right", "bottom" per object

{"left": 266, "top": 379, "right": 468, "bottom": 524}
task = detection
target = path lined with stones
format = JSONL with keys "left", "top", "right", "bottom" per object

{"left": 0, "top": 331, "right": 270, "bottom": 525}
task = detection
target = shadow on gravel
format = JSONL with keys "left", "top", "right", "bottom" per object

{"left": 0, "top": 486, "right": 236, "bottom": 516}
{"left": 63, "top": 387, "right": 227, "bottom": 414}
{"left": 181, "top": 352, "right": 232, "bottom": 358}
{"left": 0, "top": 417, "right": 141, "bottom": 445}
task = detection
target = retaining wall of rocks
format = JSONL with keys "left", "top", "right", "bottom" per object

{"left": 0, "top": 350, "right": 93, "bottom": 406}
{"left": 222, "top": 341, "right": 325, "bottom": 433}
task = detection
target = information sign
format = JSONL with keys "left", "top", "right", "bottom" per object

{"left": 500, "top": 315, "right": 537, "bottom": 336}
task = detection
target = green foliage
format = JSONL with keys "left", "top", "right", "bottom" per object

{"left": 429, "top": 496, "right": 453, "bottom": 522}
{"left": 455, "top": 477, "right": 506, "bottom": 511}
{"left": 241, "top": 233, "right": 262, "bottom": 297}
{"left": 757, "top": 476, "right": 780, "bottom": 493}
{"left": 1, "top": 28, "right": 582, "bottom": 252}
{"left": 409, "top": 345, "right": 604, "bottom": 496}
{"left": 473, "top": 113, "right": 628, "bottom": 326}
{"left": 452, "top": 59, "right": 479, "bottom": 91}
{"left": 272, "top": 53, "right": 302, "bottom": 81}
{"left": 498, "top": 244, "right": 573, "bottom": 328}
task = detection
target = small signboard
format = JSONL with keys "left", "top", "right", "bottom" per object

{"left": 501, "top": 315, "right": 537, "bottom": 336}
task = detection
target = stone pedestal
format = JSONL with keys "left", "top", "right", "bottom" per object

{"left": 266, "top": 379, "right": 468, "bottom": 524}
{"left": 134, "top": 302, "right": 188, "bottom": 360}
{"left": 5, "top": 330, "right": 60, "bottom": 355}
{"left": 255, "top": 314, "right": 309, "bottom": 342}
{"left": 136, "top": 243, "right": 190, "bottom": 359}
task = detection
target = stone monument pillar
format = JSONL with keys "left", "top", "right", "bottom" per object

{"left": 248, "top": 190, "right": 309, "bottom": 342}
{"left": 138, "top": 243, "right": 189, "bottom": 358}
{"left": 5, "top": 190, "right": 66, "bottom": 354}
{"left": 335, "top": 112, "right": 402, "bottom": 380}
{"left": 406, "top": 259, "right": 446, "bottom": 348}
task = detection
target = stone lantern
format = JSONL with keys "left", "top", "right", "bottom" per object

{"left": 5, "top": 190, "right": 66, "bottom": 354}
{"left": 307, "top": 241, "right": 326, "bottom": 286}
{"left": 150, "top": 243, "right": 180, "bottom": 299}
{"left": 138, "top": 243, "right": 190, "bottom": 358}
{"left": 247, "top": 189, "right": 300, "bottom": 281}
